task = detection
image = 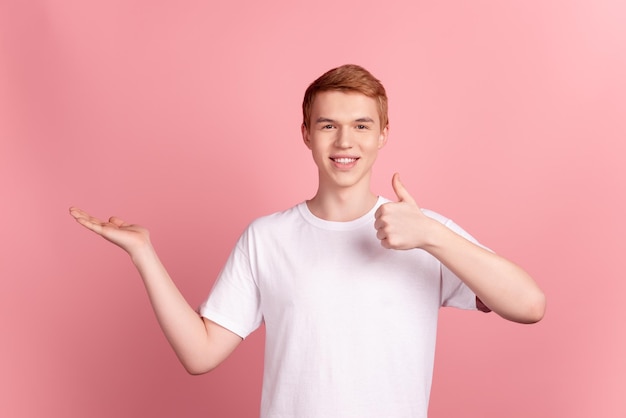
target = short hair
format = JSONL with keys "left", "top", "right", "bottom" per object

{"left": 302, "top": 64, "right": 389, "bottom": 130}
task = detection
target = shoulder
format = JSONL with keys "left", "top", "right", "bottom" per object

{"left": 233, "top": 203, "right": 304, "bottom": 251}
{"left": 245, "top": 203, "right": 303, "bottom": 233}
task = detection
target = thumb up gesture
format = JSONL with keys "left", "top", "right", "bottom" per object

{"left": 374, "top": 173, "right": 434, "bottom": 250}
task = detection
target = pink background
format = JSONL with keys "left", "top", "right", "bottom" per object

{"left": 1, "top": 1, "right": 625, "bottom": 417}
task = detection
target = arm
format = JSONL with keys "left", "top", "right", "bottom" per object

{"left": 69, "top": 207, "right": 242, "bottom": 374}
{"left": 373, "top": 174, "right": 546, "bottom": 324}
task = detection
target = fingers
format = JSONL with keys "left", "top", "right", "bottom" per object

{"left": 73, "top": 214, "right": 105, "bottom": 235}
{"left": 374, "top": 206, "right": 390, "bottom": 245}
{"left": 69, "top": 207, "right": 88, "bottom": 219}
{"left": 69, "top": 207, "right": 150, "bottom": 254}
{"left": 375, "top": 226, "right": 392, "bottom": 249}
{"left": 375, "top": 227, "right": 386, "bottom": 241}
{"left": 69, "top": 207, "right": 123, "bottom": 235}
{"left": 69, "top": 207, "right": 103, "bottom": 225}
{"left": 70, "top": 207, "right": 127, "bottom": 225}
{"left": 374, "top": 175, "right": 422, "bottom": 250}
{"left": 391, "top": 173, "right": 416, "bottom": 204}
{"left": 109, "top": 216, "right": 128, "bottom": 227}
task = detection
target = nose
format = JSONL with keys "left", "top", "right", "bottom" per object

{"left": 334, "top": 127, "right": 353, "bottom": 149}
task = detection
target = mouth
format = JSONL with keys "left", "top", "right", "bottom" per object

{"left": 330, "top": 157, "right": 359, "bottom": 165}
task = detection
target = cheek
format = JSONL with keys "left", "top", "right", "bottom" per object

{"left": 362, "top": 143, "right": 380, "bottom": 160}
{"left": 310, "top": 144, "right": 326, "bottom": 163}
{"left": 368, "top": 137, "right": 383, "bottom": 152}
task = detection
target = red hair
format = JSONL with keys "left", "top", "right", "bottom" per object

{"left": 302, "top": 64, "right": 389, "bottom": 130}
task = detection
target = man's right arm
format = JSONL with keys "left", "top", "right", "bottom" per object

{"left": 69, "top": 207, "right": 242, "bottom": 374}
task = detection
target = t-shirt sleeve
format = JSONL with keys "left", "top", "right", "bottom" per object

{"left": 437, "top": 217, "right": 491, "bottom": 311}
{"left": 198, "top": 228, "right": 263, "bottom": 339}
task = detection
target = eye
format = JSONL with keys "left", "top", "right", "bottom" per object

{"left": 356, "top": 124, "right": 368, "bottom": 130}
{"left": 322, "top": 124, "right": 334, "bottom": 129}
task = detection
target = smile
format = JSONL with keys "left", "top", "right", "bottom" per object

{"left": 331, "top": 157, "right": 359, "bottom": 164}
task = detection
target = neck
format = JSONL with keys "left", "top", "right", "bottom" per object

{"left": 306, "top": 187, "right": 378, "bottom": 222}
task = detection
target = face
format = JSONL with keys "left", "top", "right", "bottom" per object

{"left": 302, "top": 90, "right": 388, "bottom": 192}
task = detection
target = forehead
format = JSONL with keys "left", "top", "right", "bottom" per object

{"left": 311, "top": 91, "right": 380, "bottom": 124}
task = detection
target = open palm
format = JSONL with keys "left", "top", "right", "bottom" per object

{"left": 69, "top": 207, "right": 150, "bottom": 255}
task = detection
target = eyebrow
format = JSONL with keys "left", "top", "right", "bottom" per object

{"left": 315, "top": 117, "right": 376, "bottom": 124}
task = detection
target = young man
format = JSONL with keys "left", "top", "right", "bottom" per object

{"left": 70, "top": 64, "right": 545, "bottom": 417}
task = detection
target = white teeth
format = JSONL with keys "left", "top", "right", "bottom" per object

{"left": 334, "top": 158, "right": 356, "bottom": 164}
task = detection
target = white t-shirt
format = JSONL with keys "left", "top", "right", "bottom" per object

{"left": 199, "top": 197, "right": 481, "bottom": 418}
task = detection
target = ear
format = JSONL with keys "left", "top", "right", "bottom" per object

{"left": 302, "top": 124, "right": 313, "bottom": 150}
{"left": 378, "top": 125, "right": 389, "bottom": 149}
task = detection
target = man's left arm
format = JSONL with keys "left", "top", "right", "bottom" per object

{"left": 374, "top": 173, "right": 546, "bottom": 324}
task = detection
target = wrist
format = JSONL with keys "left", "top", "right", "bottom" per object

{"left": 129, "top": 240, "right": 156, "bottom": 266}
{"left": 420, "top": 219, "right": 452, "bottom": 253}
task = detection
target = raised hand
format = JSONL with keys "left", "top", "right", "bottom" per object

{"left": 69, "top": 207, "right": 151, "bottom": 256}
{"left": 374, "top": 173, "right": 435, "bottom": 250}
{"left": 69, "top": 206, "right": 245, "bottom": 371}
